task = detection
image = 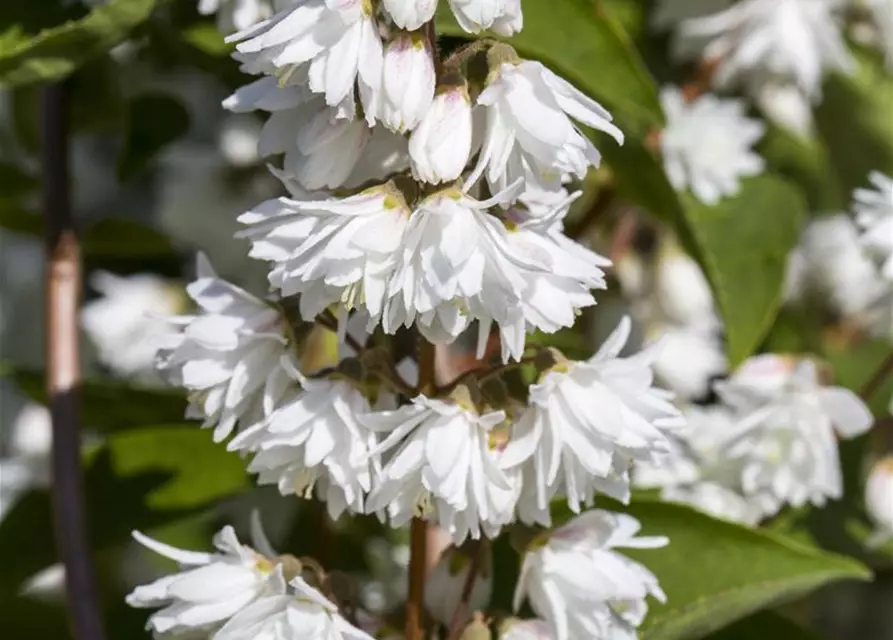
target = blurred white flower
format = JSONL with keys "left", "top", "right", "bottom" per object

{"left": 0, "top": 403, "right": 52, "bottom": 522}
{"left": 82, "top": 272, "right": 184, "bottom": 380}
{"left": 514, "top": 510, "right": 667, "bottom": 640}
{"left": 424, "top": 544, "right": 493, "bottom": 626}
{"left": 228, "top": 368, "right": 379, "bottom": 519}
{"left": 409, "top": 82, "right": 474, "bottom": 184}
{"left": 156, "top": 254, "right": 292, "bottom": 442}
{"left": 383, "top": 0, "right": 437, "bottom": 30}
{"left": 500, "top": 619, "right": 555, "bottom": 640}
{"left": 215, "top": 576, "right": 375, "bottom": 640}
{"left": 501, "top": 317, "right": 686, "bottom": 526}
{"left": 663, "top": 481, "right": 764, "bottom": 525}
{"left": 218, "top": 115, "right": 263, "bottom": 167}
{"left": 784, "top": 214, "right": 887, "bottom": 319}
{"left": 715, "top": 354, "right": 873, "bottom": 517}
{"left": 675, "top": 0, "right": 852, "bottom": 101}
{"left": 471, "top": 59, "right": 623, "bottom": 194}
{"left": 651, "top": 0, "right": 733, "bottom": 30}
{"left": 649, "top": 326, "right": 727, "bottom": 401}
{"left": 752, "top": 80, "right": 815, "bottom": 137}
{"left": 866, "top": 0, "right": 893, "bottom": 70}
{"left": 865, "top": 456, "right": 893, "bottom": 548}
{"left": 653, "top": 244, "right": 720, "bottom": 332}
{"left": 199, "top": 0, "right": 272, "bottom": 34}
{"left": 238, "top": 182, "right": 411, "bottom": 323}
{"left": 363, "top": 392, "right": 517, "bottom": 543}
{"left": 377, "top": 31, "right": 436, "bottom": 134}
{"left": 660, "top": 87, "right": 766, "bottom": 205}
{"left": 228, "top": 0, "right": 382, "bottom": 119}
{"left": 853, "top": 171, "right": 893, "bottom": 280}
{"left": 448, "top": 0, "right": 523, "bottom": 36}
{"left": 127, "top": 524, "right": 285, "bottom": 637}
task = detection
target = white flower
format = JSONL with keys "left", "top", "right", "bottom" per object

{"left": 238, "top": 182, "right": 411, "bottom": 323}
{"left": 675, "top": 0, "right": 852, "bottom": 101}
{"left": 715, "top": 354, "right": 874, "bottom": 516}
{"left": 853, "top": 171, "right": 893, "bottom": 280}
{"left": 126, "top": 524, "right": 285, "bottom": 637}
{"left": 500, "top": 619, "right": 555, "bottom": 640}
{"left": 362, "top": 393, "right": 518, "bottom": 543}
{"left": 662, "top": 481, "right": 764, "bottom": 525}
{"left": 649, "top": 326, "right": 727, "bottom": 401}
{"left": 784, "top": 214, "right": 887, "bottom": 319}
{"left": 215, "top": 576, "right": 375, "bottom": 640}
{"left": 409, "top": 82, "right": 474, "bottom": 184}
{"left": 865, "top": 457, "right": 893, "bottom": 548}
{"left": 228, "top": 366, "right": 379, "bottom": 519}
{"left": 471, "top": 59, "right": 623, "bottom": 194}
{"left": 0, "top": 403, "right": 52, "bottom": 521}
{"left": 379, "top": 183, "right": 560, "bottom": 362}
{"left": 660, "top": 87, "right": 766, "bottom": 205}
{"left": 653, "top": 244, "right": 719, "bottom": 332}
{"left": 82, "top": 272, "right": 184, "bottom": 379}
{"left": 501, "top": 317, "right": 686, "bottom": 526}
{"left": 752, "top": 80, "right": 815, "bottom": 137}
{"left": 378, "top": 31, "right": 436, "bottom": 133}
{"left": 867, "top": 0, "right": 893, "bottom": 70}
{"left": 156, "top": 254, "right": 292, "bottom": 442}
{"left": 199, "top": 0, "right": 273, "bottom": 33}
{"left": 228, "top": 0, "right": 383, "bottom": 120}
{"left": 383, "top": 0, "right": 437, "bottom": 30}
{"left": 425, "top": 544, "right": 493, "bottom": 626}
{"left": 448, "top": 0, "right": 523, "bottom": 36}
{"left": 514, "top": 510, "right": 667, "bottom": 640}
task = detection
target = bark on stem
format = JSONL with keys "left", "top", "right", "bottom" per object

{"left": 42, "top": 82, "right": 106, "bottom": 640}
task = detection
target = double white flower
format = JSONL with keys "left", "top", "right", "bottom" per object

{"left": 502, "top": 317, "right": 686, "bottom": 526}
{"left": 126, "top": 523, "right": 285, "bottom": 637}
{"left": 514, "top": 510, "right": 667, "bottom": 640}
{"left": 156, "top": 254, "right": 292, "bottom": 442}
{"left": 228, "top": 365, "right": 380, "bottom": 519}
{"left": 362, "top": 393, "right": 518, "bottom": 543}
{"left": 471, "top": 58, "right": 623, "bottom": 194}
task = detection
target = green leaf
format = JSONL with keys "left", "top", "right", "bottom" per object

{"left": 7, "top": 367, "right": 187, "bottom": 432}
{"left": 609, "top": 500, "right": 871, "bottom": 640}
{"left": 704, "top": 612, "right": 828, "bottom": 640}
{"left": 0, "top": 0, "right": 158, "bottom": 87}
{"left": 435, "top": 0, "right": 663, "bottom": 135}
{"left": 118, "top": 92, "right": 191, "bottom": 180}
{"left": 676, "top": 175, "right": 806, "bottom": 367}
{"left": 0, "top": 425, "right": 249, "bottom": 595}
{"left": 181, "top": 22, "right": 233, "bottom": 57}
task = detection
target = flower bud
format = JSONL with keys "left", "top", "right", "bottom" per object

{"left": 866, "top": 456, "right": 893, "bottom": 547}
{"left": 424, "top": 544, "right": 493, "bottom": 626}
{"left": 381, "top": 31, "right": 436, "bottom": 133}
{"left": 409, "top": 79, "right": 473, "bottom": 184}
{"left": 383, "top": 0, "right": 438, "bottom": 30}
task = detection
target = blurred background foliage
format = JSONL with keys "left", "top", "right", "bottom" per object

{"left": 0, "top": 0, "right": 891, "bottom": 638}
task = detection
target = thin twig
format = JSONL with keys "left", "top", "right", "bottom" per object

{"left": 860, "top": 349, "right": 893, "bottom": 402}
{"left": 445, "top": 541, "right": 487, "bottom": 640}
{"left": 42, "top": 82, "right": 106, "bottom": 640}
{"left": 439, "top": 357, "right": 537, "bottom": 395}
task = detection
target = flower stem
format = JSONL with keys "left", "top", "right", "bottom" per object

{"left": 860, "top": 348, "right": 893, "bottom": 402}
{"left": 445, "top": 540, "right": 487, "bottom": 640}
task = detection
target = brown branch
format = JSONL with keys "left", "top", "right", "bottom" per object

{"left": 42, "top": 82, "right": 105, "bottom": 640}
{"left": 861, "top": 349, "right": 893, "bottom": 402}
{"left": 445, "top": 541, "right": 487, "bottom": 640}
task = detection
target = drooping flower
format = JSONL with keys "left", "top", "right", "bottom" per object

{"left": 471, "top": 57, "right": 623, "bottom": 194}
{"left": 659, "top": 86, "right": 766, "bottom": 205}
{"left": 227, "top": 364, "right": 379, "bottom": 519}
{"left": 674, "top": 0, "right": 852, "bottom": 101}
{"left": 155, "top": 254, "right": 292, "bottom": 442}
{"left": 714, "top": 354, "right": 874, "bottom": 517}
{"left": 865, "top": 456, "right": 893, "bottom": 548}
{"left": 362, "top": 391, "right": 519, "bottom": 543}
{"left": 198, "top": 0, "right": 272, "bottom": 33}
{"left": 82, "top": 271, "right": 185, "bottom": 380}
{"left": 215, "top": 576, "right": 375, "bottom": 640}
{"left": 383, "top": 0, "right": 438, "bottom": 30}
{"left": 409, "top": 80, "right": 474, "bottom": 184}
{"left": 424, "top": 544, "right": 493, "bottom": 626}
{"left": 127, "top": 524, "right": 285, "bottom": 637}
{"left": 377, "top": 31, "right": 436, "bottom": 133}
{"left": 238, "top": 182, "right": 412, "bottom": 323}
{"left": 514, "top": 510, "right": 667, "bottom": 640}
{"left": 448, "top": 0, "right": 523, "bottom": 36}
{"left": 501, "top": 317, "right": 686, "bottom": 526}
{"left": 853, "top": 171, "right": 893, "bottom": 280}
{"left": 228, "top": 0, "right": 383, "bottom": 120}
